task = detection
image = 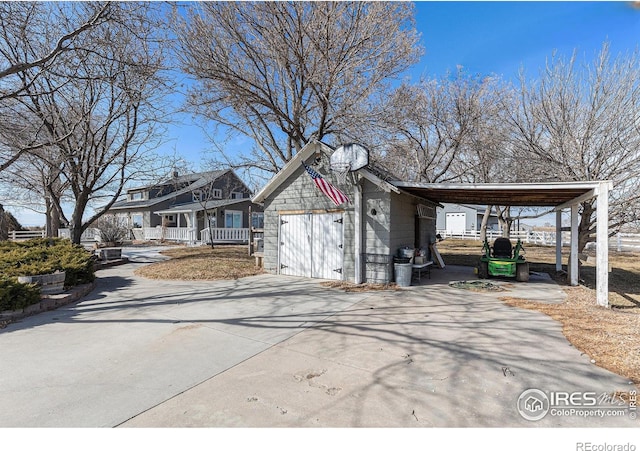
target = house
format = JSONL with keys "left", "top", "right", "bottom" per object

{"left": 108, "top": 170, "right": 263, "bottom": 243}
{"left": 436, "top": 203, "right": 499, "bottom": 235}
{"left": 252, "top": 140, "right": 439, "bottom": 284}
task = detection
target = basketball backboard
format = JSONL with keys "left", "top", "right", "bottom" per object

{"left": 330, "top": 143, "right": 369, "bottom": 171}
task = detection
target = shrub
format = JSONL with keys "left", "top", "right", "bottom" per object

{"left": 94, "top": 215, "right": 129, "bottom": 244}
{"left": 0, "top": 238, "right": 95, "bottom": 286}
{"left": 0, "top": 278, "right": 41, "bottom": 311}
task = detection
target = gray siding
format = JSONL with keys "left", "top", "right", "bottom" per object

{"left": 362, "top": 180, "right": 391, "bottom": 283}
{"left": 262, "top": 158, "right": 437, "bottom": 284}
{"left": 263, "top": 159, "right": 354, "bottom": 278}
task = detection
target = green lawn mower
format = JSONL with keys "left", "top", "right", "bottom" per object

{"left": 477, "top": 237, "right": 530, "bottom": 282}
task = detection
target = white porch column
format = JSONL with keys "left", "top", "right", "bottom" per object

{"left": 596, "top": 182, "right": 610, "bottom": 307}
{"left": 555, "top": 210, "right": 563, "bottom": 272}
{"left": 190, "top": 211, "right": 197, "bottom": 242}
{"left": 568, "top": 204, "right": 579, "bottom": 286}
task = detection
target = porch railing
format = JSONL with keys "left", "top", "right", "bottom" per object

{"left": 143, "top": 227, "right": 196, "bottom": 242}
{"left": 200, "top": 227, "right": 250, "bottom": 243}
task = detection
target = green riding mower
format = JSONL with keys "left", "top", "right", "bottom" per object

{"left": 477, "top": 237, "right": 530, "bottom": 282}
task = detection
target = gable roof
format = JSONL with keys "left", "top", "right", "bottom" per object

{"left": 110, "top": 169, "right": 248, "bottom": 211}
{"left": 252, "top": 140, "right": 400, "bottom": 204}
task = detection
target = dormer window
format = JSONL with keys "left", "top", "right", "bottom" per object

{"left": 192, "top": 190, "right": 203, "bottom": 202}
{"left": 230, "top": 191, "right": 244, "bottom": 199}
{"left": 212, "top": 189, "right": 222, "bottom": 199}
{"left": 130, "top": 191, "right": 144, "bottom": 201}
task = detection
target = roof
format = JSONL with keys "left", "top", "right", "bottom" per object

{"left": 128, "top": 170, "right": 228, "bottom": 192}
{"left": 391, "top": 181, "right": 611, "bottom": 208}
{"left": 251, "top": 141, "right": 611, "bottom": 209}
{"left": 109, "top": 170, "right": 232, "bottom": 211}
{"left": 154, "top": 198, "right": 250, "bottom": 215}
{"left": 252, "top": 140, "right": 400, "bottom": 204}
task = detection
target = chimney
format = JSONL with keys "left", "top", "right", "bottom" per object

{"left": 172, "top": 170, "right": 179, "bottom": 178}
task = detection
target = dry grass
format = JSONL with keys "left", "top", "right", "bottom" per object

{"left": 502, "top": 288, "right": 640, "bottom": 385}
{"left": 134, "top": 245, "right": 263, "bottom": 280}
{"left": 437, "top": 238, "right": 640, "bottom": 385}
{"left": 436, "top": 239, "right": 640, "bottom": 310}
{"left": 320, "top": 281, "right": 402, "bottom": 292}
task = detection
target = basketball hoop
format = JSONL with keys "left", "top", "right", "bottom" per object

{"left": 331, "top": 162, "right": 351, "bottom": 185}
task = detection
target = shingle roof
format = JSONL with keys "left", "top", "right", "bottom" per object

{"left": 109, "top": 170, "right": 231, "bottom": 211}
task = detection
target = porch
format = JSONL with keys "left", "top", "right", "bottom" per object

{"left": 142, "top": 227, "right": 252, "bottom": 244}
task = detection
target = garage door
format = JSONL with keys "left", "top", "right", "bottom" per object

{"left": 279, "top": 212, "right": 344, "bottom": 280}
{"left": 446, "top": 212, "right": 466, "bottom": 234}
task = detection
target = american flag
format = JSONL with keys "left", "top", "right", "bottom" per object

{"left": 302, "top": 163, "right": 350, "bottom": 206}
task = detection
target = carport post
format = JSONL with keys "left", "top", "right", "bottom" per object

{"left": 596, "top": 182, "right": 610, "bottom": 307}
{"left": 555, "top": 210, "right": 562, "bottom": 272}
{"left": 569, "top": 204, "right": 579, "bottom": 286}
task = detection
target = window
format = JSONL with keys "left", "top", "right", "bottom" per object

{"left": 230, "top": 191, "right": 244, "bottom": 199}
{"left": 163, "top": 215, "right": 175, "bottom": 224}
{"left": 208, "top": 215, "right": 217, "bottom": 228}
{"left": 192, "top": 190, "right": 203, "bottom": 202}
{"left": 251, "top": 212, "right": 264, "bottom": 229}
{"left": 225, "top": 210, "right": 242, "bottom": 228}
{"left": 131, "top": 214, "right": 143, "bottom": 228}
{"left": 212, "top": 188, "right": 222, "bottom": 199}
{"left": 130, "top": 191, "right": 144, "bottom": 201}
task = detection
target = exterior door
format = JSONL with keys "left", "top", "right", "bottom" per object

{"left": 279, "top": 212, "right": 344, "bottom": 280}
{"left": 446, "top": 212, "right": 466, "bottom": 235}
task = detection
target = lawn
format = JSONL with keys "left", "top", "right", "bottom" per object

{"left": 133, "top": 245, "right": 263, "bottom": 280}
{"left": 437, "top": 238, "right": 640, "bottom": 385}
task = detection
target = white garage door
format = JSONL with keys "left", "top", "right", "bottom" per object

{"left": 446, "top": 212, "right": 466, "bottom": 235}
{"left": 279, "top": 212, "right": 344, "bottom": 280}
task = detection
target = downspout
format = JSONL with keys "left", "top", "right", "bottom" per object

{"left": 354, "top": 178, "right": 363, "bottom": 284}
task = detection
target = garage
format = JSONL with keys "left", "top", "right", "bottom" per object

{"left": 278, "top": 212, "right": 344, "bottom": 280}
{"left": 253, "top": 140, "right": 612, "bottom": 307}
{"left": 445, "top": 212, "right": 466, "bottom": 234}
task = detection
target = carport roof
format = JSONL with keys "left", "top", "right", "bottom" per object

{"left": 391, "top": 181, "right": 607, "bottom": 207}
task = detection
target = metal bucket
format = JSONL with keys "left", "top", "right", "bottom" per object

{"left": 394, "top": 263, "right": 412, "bottom": 287}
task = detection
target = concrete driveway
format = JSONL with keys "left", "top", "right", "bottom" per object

{"left": 0, "top": 249, "right": 636, "bottom": 427}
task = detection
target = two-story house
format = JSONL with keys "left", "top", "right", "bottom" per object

{"left": 108, "top": 170, "right": 264, "bottom": 243}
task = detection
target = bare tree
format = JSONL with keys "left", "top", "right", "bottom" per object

{"left": 172, "top": 1, "right": 422, "bottom": 174}
{"left": 0, "top": 149, "right": 69, "bottom": 237}
{"left": 368, "top": 71, "right": 512, "bottom": 185}
{"left": 507, "top": 43, "right": 640, "bottom": 250}
{"left": 2, "top": 2, "right": 171, "bottom": 244}
{"left": 0, "top": 2, "right": 114, "bottom": 172}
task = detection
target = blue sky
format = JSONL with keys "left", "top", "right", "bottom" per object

{"left": 165, "top": 1, "right": 640, "bottom": 173}
{"left": 11, "top": 1, "right": 640, "bottom": 226}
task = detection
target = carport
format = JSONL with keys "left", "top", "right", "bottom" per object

{"left": 391, "top": 181, "right": 613, "bottom": 307}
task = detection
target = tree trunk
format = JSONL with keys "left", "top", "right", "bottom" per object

{"left": 480, "top": 205, "right": 492, "bottom": 242}
{"left": 0, "top": 204, "right": 7, "bottom": 241}
{"left": 496, "top": 206, "right": 513, "bottom": 238}
{"left": 578, "top": 201, "right": 595, "bottom": 253}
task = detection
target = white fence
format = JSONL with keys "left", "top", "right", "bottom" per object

{"left": 437, "top": 229, "right": 640, "bottom": 252}
{"left": 437, "top": 229, "right": 569, "bottom": 245}
{"left": 57, "top": 228, "right": 101, "bottom": 242}
{"left": 200, "top": 227, "right": 250, "bottom": 243}
{"left": 8, "top": 230, "right": 46, "bottom": 241}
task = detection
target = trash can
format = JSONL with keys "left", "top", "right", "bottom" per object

{"left": 393, "top": 256, "right": 412, "bottom": 287}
